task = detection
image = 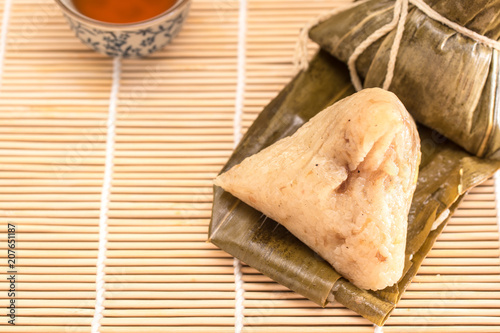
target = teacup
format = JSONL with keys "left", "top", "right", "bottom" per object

{"left": 54, "top": 0, "right": 191, "bottom": 58}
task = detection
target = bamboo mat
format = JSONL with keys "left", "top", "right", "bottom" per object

{"left": 0, "top": 0, "right": 500, "bottom": 332}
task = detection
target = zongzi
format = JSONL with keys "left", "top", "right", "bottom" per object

{"left": 214, "top": 88, "right": 421, "bottom": 290}
{"left": 309, "top": 0, "right": 500, "bottom": 159}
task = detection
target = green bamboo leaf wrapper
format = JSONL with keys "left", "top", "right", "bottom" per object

{"left": 209, "top": 50, "right": 500, "bottom": 325}
{"left": 309, "top": 0, "right": 500, "bottom": 159}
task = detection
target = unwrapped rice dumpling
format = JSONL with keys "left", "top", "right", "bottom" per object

{"left": 214, "top": 88, "right": 421, "bottom": 290}
{"left": 210, "top": 51, "right": 500, "bottom": 324}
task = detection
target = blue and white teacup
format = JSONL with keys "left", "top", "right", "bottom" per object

{"left": 54, "top": 0, "right": 191, "bottom": 58}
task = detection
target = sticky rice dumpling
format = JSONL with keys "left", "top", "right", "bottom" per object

{"left": 214, "top": 88, "right": 421, "bottom": 291}
{"left": 308, "top": 0, "right": 500, "bottom": 159}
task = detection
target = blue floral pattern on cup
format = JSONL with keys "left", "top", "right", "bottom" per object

{"left": 61, "top": 1, "right": 190, "bottom": 58}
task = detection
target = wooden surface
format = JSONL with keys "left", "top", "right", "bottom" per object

{"left": 0, "top": 0, "right": 500, "bottom": 332}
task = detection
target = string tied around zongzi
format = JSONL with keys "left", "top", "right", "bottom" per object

{"left": 294, "top": 0, "right": 500, "bottom": 92}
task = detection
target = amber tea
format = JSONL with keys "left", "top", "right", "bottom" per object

{"left": 72, "top": 0, "right": 178, "bottom": 24}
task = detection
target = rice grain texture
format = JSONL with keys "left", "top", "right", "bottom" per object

{"left": 215, "top": 88, "right": 421, "bottom": 290}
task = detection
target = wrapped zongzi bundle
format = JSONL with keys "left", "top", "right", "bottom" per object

{"left": 308, "top": 0, "right": 500, "bottom": 159}
{"left": 215, "top": 88, "right": 421, "bottom": 291}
